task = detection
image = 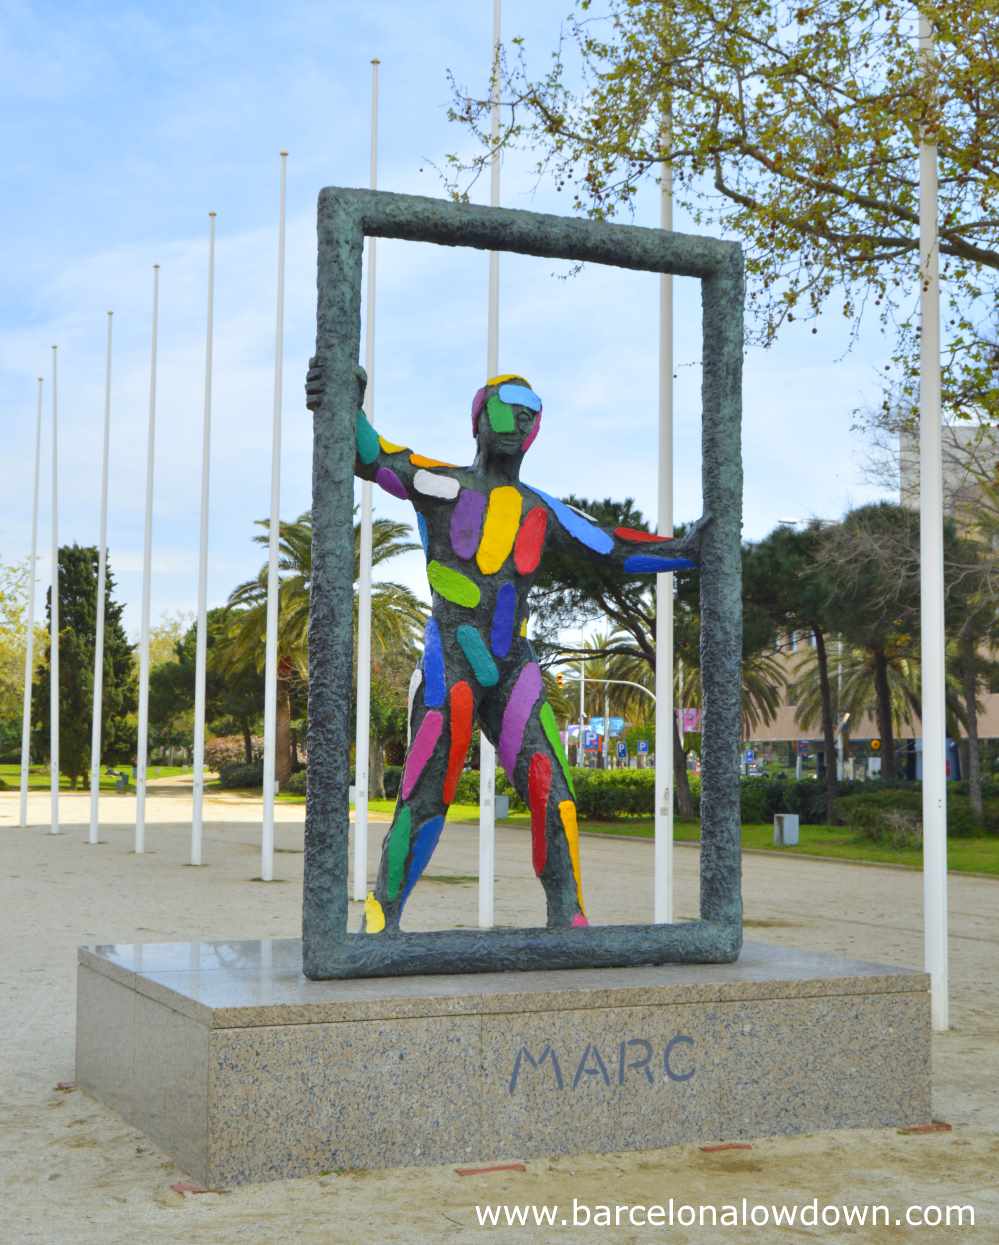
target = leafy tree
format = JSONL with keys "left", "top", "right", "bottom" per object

{"left": 33, "top": 545, "right": 136, "bottom": 786}
{"left": 449, "top": 1, "right": 998, "bottom": 423}
{"left": 149, "top": 608, "right": 263, "bottom": 767}
{"left": 227, "top": 509, "right": 425, "bottom": 786}
{"left": 532, "top": 496, "right": 785, "bottom": 814}
{"left": 743, "top": 522, "right": 841, "bottom": 821}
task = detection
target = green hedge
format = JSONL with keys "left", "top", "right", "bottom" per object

{"left": 835, "top": 788, "right": 999, "bottom": 840}
{"left": 283, "top": 770, "right": 308, "bottom": 796}
{"left": 217, "top": 761, "right": 264, "bottom": 789}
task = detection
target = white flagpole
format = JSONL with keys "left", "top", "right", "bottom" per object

{"left": 353, "top": 59, "right": 379, "bottom": 903}
{"left": 479, "top": 0, "right": 501, "bottom": 929}
{"left": 135, "top": 266, "right": 159, "bottom": 854}
{"left": 191, "top": 213, "right": 217, "bottom": 866}
{"left": 18, "top": 376, "right": 44, "bottom": 828}
{"left": 654, "top": 127, "right": 675, "bottom": 923}
{"left": 262, "top": 152, "right": 288, "bottom": 884}
{"left": 918, "top": 10, "right": 948, "bottom": 1032}
{"left": 49, "top": 345, "right": 60, "bottom": 835}
{"left": 88, "top": 311, "right": 113, "bottom": 846}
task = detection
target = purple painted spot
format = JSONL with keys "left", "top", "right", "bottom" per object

{"left": 376, "top": 466, "right": 408, "bottom": 499}
{"left": 490, "top": 582, "right": 517, "bottom": 658}
{"left": 498, "top": 662, "right": 543, "bottom": 774}
{"left": 471, "top": 386, "right": 488, "bottom": 435}
{"left": 450, "top": 489, "right": 486, "bottom": 560}
{"left": 401, "top": 710, "right": 444, "bottom": 799}
{"left": 520, "top": 409, "right": 542, "bottom": 453}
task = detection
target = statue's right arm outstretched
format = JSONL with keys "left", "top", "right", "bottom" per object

{"left": 305, "top": 356, "right": 435, "bottom": 500}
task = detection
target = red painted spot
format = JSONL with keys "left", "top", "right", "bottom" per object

{"left": 443, "top": 682, "right": 474, "bottom": 804}
{"left": 456, "top": 1162, "right": 527, "bottom": 1176}
{"left": 514, "top": 506, "right": 548, "bottom": 573}
{"left": 699, "top": 1143, "right": 753, "bottom": 1152}
{"left": 571, "top": 913, "right": 589, "bottom": 927}
{"left": 898, "top": 1121, "right": 953, "bottom": 1135}
{"left": 528, "top": 752, "right": 552, "bottom": 875}
{"left": 170, "top": 1182, "right": 212, "bottom": 1195}
{"left": 614, "top": 526, "right": 672, "bottom": 543}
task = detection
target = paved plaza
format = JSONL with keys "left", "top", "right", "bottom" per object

{"left": 3, "top": 783, "right": 996, "bottom": 1242}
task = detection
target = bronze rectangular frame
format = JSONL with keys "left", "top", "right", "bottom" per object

{"left": 304, "top": 187, "right": 744, "bottom": 979}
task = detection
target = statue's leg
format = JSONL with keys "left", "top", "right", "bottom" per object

{"left": 480, "top": 680, "right": 587, "bottom": 929}
{"left": 365, "top": 670, "right": 477, "bottom": 933}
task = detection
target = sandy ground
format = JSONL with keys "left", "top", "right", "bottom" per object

{"left": 1, "top": 780, "right": 997, "bottom": 1244}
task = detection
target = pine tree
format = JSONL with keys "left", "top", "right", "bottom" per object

{"left": 34, "top": 545, "right": 136, "bottom": 787}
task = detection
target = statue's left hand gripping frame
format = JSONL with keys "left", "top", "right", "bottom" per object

{"left": 304, "top": 186, "right": 744, "bottom": 980}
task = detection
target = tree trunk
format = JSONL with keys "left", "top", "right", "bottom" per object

{"left": 369, "top": 735, "right": 385, "bottom": 800}
{"left": 242, "top": 721, "right": 253, "bottom": 764}
{"left": 276, "top": 676, "right": 293, "bottom": 784}
{"left": 813, "top": 628, "right": 837, "bottom": 822}
{"left": 673, "top": 715, "right": 694, "bottom": 818}
{"left": 960, "top": 625, "right": 983, "bottom": 821}
{"left": 873, "top": 649, "right": 896, "bottom": 779}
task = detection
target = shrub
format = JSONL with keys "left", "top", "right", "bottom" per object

{"left": 283, "top": 770, "right": 307, "bottom": 796}
{"left": 205, "top": 735, "right": 262, "bottom": 772}
{"left": 217, "top": 760, "right": 263, "bottom": 789}
{"left": 834, "top": 788, "right": 983, "bottom": 841}
{"left": 383, "top": 765, "right": 403, "bottom": 799}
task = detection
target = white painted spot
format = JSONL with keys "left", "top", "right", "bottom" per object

{"left": 414, "top": 469, "right": 460, "bottom": 500}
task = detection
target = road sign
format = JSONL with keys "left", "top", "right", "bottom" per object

{"left": 637, "top": 739, "right": 649, "bottom": 754}
{"left": 796, "top": 739, "right": 810, "bottom": 756}
{"left": 745, "top": 749, "right": 755, "bottom": 762}
{"left": 617, "top": 741, "right": 627, "bottom": 759}
{"left": 870, "top": 738, "right": 881, "bottom": 752}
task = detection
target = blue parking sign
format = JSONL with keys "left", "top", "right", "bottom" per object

{"left": 637, "top": 739, "right": 649, "bottom": 754}
{"left": 617, "top": 741, "right": 627, "bottom": 759}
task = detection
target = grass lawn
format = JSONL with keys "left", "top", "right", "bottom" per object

{"left": 0, "top": 763, "right": 190, "bottom": 793}
{"left": 242, "top": 790, "right": 999, "bottom": 877}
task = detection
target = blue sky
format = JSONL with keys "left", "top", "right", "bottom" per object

{"left": 0, "top": 0, "right": 893, "bottom": 637}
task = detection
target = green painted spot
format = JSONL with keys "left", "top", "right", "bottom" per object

{"left": 386, "top": 806, "right": 412, "bottom": 899}
{"left": 486, "top": 395, "right": 515, "bottom": 433}
{"left": 456, "top": 625, "right": 499, "bottom": 687}
{"left": 355, "top": 410, "right": 380, "bottom": 465}
{"left": 427, "top": 561, "right": 481, "bottom": 608}
{"left": 540, "top": 702, "right": 574, "bottom": 797}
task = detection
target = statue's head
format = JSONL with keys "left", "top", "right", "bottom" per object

{"left": 471, "top": 374, "right": 543, "bottom": 459}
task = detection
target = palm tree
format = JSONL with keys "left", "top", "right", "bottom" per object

{"left": 226, "top": 509, "right": 425, "bottom": 782}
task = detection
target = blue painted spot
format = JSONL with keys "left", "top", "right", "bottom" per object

{"left": 400, "top": 814, "right": 446, "bottom": 907}
{"left": 422, "top": 618, "right": 446, "bottom": 707}
{"left": 498, "top": 383, "right": 542, "bottom": 412}
{"left": 623, "top": 554, "right": 697, "bottom": 573}
{"left": 490, "top": 582, "right": 517, "bottom": 658}
{"left": 525, "top": 485, "right": 614, "bottom": 555}
{"left": 417, "top": 513, "right": 429, "bottom": 556}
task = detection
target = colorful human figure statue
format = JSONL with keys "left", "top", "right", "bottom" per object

{"left": 305, "top": 363, "right": 707, "bottom": 934}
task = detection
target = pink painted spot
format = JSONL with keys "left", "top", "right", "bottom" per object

{"left": 376, "top": 466, "right": 408, "bottom": 499}
{"left": 572, "top": 913, "right": 589, "bottom": 928}
{"left": 401, "top": 710, "right": 444, "bottom": 799}
{"left": 498, "top": 662, "right": 543, "bottom": 773}
{"left": 520, "top": 409, "right": 542, "bottom": 452}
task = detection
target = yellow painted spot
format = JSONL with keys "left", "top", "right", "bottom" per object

{"left": 486, "top": 372, "right": 526, "bottom": 387}
{"left": 558, "top": 800, "right": 586, "bottom": 916}
{"left": 519, "top": 618, "right": 528, "bottom": 637}
{"left": 476, "top": 486, "right": 523, "bottom": 575}
{"left": 409, "top": 452, "right": 456, "bottom": 468}
{"left": 379, "top": 435, "right": 408, "bottom": 454}
{"left": 364, "top": 892, "right": 386, "bottom": 934}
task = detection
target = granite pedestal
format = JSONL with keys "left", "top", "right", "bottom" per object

{"left": 76, "top": 939, "right": 931, "bottom": 1186}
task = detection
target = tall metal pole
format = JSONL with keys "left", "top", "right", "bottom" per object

{"left": 262, "top": 153, "right": 288, "bottom": 884}
{"left": 654, "top": 130, "right": 675, "bottom": 922}
{"left": 88, "top": 311, "right": 113, "bottom": 846}
{"left": 918, "top": 10, "right": 948, "bottom": 1032}
{"left": 353, "top": 59, "right": 380, "bottom": 903}
{"left": 18, "top": 376, "right": 43, "bottom": 828}
{"left": 578, "top": 659, "right": 585, "bottom": 764}
{"left": 135, "top": 266, "right": 159, "bottom": 854}
{"left": 479, "top": 0, "right": 501, "bottom": 930}
{"left": 49, "top": 345, "right": 60, "bottom": 835}
{"left": 191, "top": 213, "right": 217, "bottom": 866}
